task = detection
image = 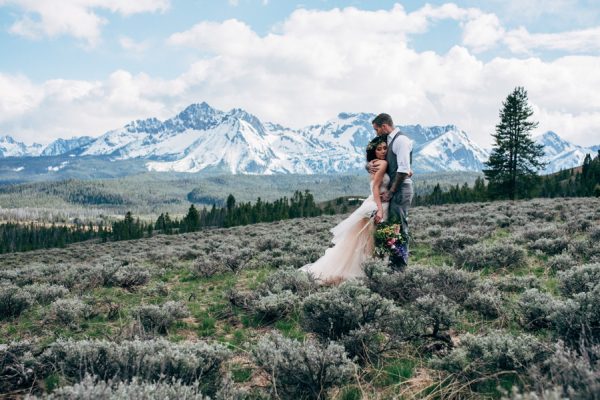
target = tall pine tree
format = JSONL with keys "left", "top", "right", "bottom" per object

{"left": 484, "top": 87, "right": 546, "bottom": 200}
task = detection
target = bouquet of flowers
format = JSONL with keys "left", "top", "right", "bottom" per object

{"left": 373, "top": 220, "right": 409, "bottom": 268}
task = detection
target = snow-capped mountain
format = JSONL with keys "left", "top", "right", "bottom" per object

{"left": 0, "top": 135, "right": 43, "bottom": 157}
{"left": 41, "top": 136, "right": 94, "bottom": 156}
{"left": 2, "top": 103, "right": 596, "bottom": 175}
{"left": 535, "top": 131, "right": 598, "bottom": 173}
{"left": 413, "top": 127, "right": 489, "bottom": 172}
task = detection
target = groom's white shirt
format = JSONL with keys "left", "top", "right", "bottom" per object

{"left": 387, "top": 127, "right": 412, "bottom": 175}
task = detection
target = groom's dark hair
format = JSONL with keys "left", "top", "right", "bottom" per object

{"left": 372, "top": 113, "right": 394, "bottom": 127}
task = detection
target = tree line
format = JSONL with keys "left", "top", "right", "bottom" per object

{"left": 0, "top": 190, "right": 323, "bottom": 253}
{"left": 0, "top": 222, "right": 108, "bottom": 254}
{"left": 414, "top": 154, "right": 600, "bottom": 206}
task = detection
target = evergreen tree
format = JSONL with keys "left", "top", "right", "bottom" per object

{"left": 183, "top": 204, "right": 201, "bottom": 232}
{"left": 483, "top": 87, "right": 546, "bottom": 200}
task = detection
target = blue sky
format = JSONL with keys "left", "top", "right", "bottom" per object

{"left": 1, "top": 0, "right": 599, "bottom": 147}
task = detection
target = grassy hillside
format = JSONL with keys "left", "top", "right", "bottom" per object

{"left": 1, "top": 197, "right": 598, "bottom": 399}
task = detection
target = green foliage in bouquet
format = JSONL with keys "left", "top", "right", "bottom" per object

{"left": 373, "top": 221, "right": 409, "bottom": 266}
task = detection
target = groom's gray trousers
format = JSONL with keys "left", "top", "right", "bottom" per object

{"left": 389, "top": 178, "right": 413, "bottom": 240}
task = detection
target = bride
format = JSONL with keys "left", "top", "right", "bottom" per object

{"left": 300, "top": 136, "right": 389, "bottom": 284}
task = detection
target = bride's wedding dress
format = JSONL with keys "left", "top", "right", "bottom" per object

{"left": 300, "top": 174, "right": 390, "bottom": 283}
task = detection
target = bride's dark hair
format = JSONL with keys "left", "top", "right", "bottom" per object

{"left": 366, "top": 136, "right": 387, "bottom": 162}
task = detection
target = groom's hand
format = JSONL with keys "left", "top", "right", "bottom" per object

{"left": 381, "top": 191, "right": 392, "bottom": 202}
{"left": 367, "top": 161, "right": 380, "bottom": 175}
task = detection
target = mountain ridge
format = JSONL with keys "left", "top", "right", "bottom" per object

{"left": 2, "top": 103, "right": 597, "bottom": 175}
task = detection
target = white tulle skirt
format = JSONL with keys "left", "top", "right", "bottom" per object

{"left": 300, "top": 195, "right": 388, "bottom": 284}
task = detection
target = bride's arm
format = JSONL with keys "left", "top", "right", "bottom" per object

{"left": 371, "top": 160, "right": 387, "bottom": 223}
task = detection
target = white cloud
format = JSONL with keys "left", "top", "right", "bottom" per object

{"left": 461, "top": 13, "right": 505, "bottom": 53}
{"left": 2, "top": 0, "right": 169, "bottom": 46}
{"left": 504, "top": 26, "right": 600, "bottom": 54}
{"left": 0, "top": 73, "right": 43, "bottom": 120}
{"left": 2, "top": 3, "right": 599, "bottom": 148}
{"left": 119, "top": 36, "right": 151, "bottom": 53}
{"left": 498, "top": 0, "right": 580, "bottom": 21}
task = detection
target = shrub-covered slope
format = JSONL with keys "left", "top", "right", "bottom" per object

{"left": 1, "top": 197, "right": 599, "bottom": 399}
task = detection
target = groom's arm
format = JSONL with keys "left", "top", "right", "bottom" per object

{"left": 389, "top": 172, "right": 409, "bottom": 194}
{"left": 385, "top": 135, "right": 412, "bottom": 198}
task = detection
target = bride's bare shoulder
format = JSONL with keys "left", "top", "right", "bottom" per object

{"left": 373, "top": 159, "right": 388, "bottom": 167}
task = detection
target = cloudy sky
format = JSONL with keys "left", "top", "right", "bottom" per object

{"left": 1, "top": 0, "right": 599, "bottom": 147}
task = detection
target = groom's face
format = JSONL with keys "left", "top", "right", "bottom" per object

{"left": 372, "top": 123, "right": 392, "bottom": 136}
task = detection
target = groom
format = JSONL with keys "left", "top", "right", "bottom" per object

{"left": 369, "top": 113, "right": 414, "bottom": 268}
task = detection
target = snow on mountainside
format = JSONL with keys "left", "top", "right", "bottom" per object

{"left": 42, "top": 136, "right": 94, "bottom": 156}
{"left": 535, "top": 131, "right": 598, "bottom": 173}
{"left": 147, "top": 111, "right": 278, "bottom": 174}
{"left": 414, "top": 127, "right": 489, "bottom": 172}
{"left": 2, "top": 104, "right": 597, "bottom": 175}
{"left": 0, "top": 135, "right": 42, "bottom": 157}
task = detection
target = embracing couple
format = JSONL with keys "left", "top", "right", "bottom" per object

{"left": 300, "top": 113, "right": 414, "bottom": 284}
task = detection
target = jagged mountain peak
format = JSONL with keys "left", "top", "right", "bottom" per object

{"left": 41, "top": 136, "right": 94, "bottom": 156}
{"left": 0, "top": 135, "right": 16, "bottom": 143}
{"left": 535, "top": 130, "right": 573, "bottom": 155}
{"left": 179, "top": 101, "right": 215, "bottom": 116}
{"left": 168, "top": 102, "right": 223, "bottom": 131}
{"left": 225, "top": 108, "right": 266, "bottom": 136}
{"left": 337, "top": 112, "right": 373, "bottom": 121}
{"left": 0, "top": 134, "right": 43, "bottom": 157}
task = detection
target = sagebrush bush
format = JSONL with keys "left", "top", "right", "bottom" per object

{"left": 258, "top": 267, "right": 318, "bottom": 296}
{"left": 0, "top": 341, "right": 41, "bottom": 394}
{"left": 60, "top": 264, "right": 104, "bottom": 290}
{"left": 22, "top": 283, "right": 69, "bottom": 304}
{"left": 340, "top": 323, "right": 386, "bottom": 365}
{"left": 546, "top": 253, "right": 576, "bottom": 272}
{"left": 431, "top": 231, "right": 479, "bottom": 256}
{"left": 424, "top": 225, "right": 442, "bottom": 238}
{"left": 301, "top": 281, "right": 395, "bottom": 340}
{"left": 589, "top": 226, "right": 600, "bottom": 242}
{"left": 432, "top": 331, "right": 550, "bottom": 386}
{"left": 557, "top": 263, "right": 600, "bottom": 296}
{"left": 231, "top": 268, "right": 318, "bottom": 323}
{"left": 552, "top": 285, "right": 600, "bottom": 344}
{"left": 340, "top": 307, "right": 423, "bottom": 365}
{"left": 455, "top": 242, "right": 526, "bottom": 270}
{"left": 566, "top": 218, "right": 592, "bottom": 233}
{"left": 568, "top": 240, "right": 600, "bottom": 262}
{"left": 415, "top": 294, "right": 457, "bottom": 337}
{"left": 253, "top": 332, "right": 354, "bottom": 400}
{"left": 109, "top": 265, "right": 151, "bottom": 289}
{"left": 528, "top": 238, "right": 570, "bottom": 256}
{"left": 0, "top": 284, "right": 33, "bottom": 319}
{"left": 253, "top": 290, "right": 299, "bottom": 322}
{"left": 517, "top": 289, "right": 559, "bottom": 330}
{"left": 464, "top": 285, "right": 503, "bottom": 319}
{"left": 38, "top": 374, "right": 209, "bottom": 400}
{"left": 529, "top": 342, "right": 600, "bottom": 400}
{"left": 495, "top": 275, "right": 541, "bottom": 293}
{"left": 47, "top": 298, "right": 93, "bottom": 327}
{"left": 517, "top": 225, "right": 562, "bottom": 243}
{"left": 45, "top": 338, "right": 230, "bottom": 396}
{"left": 132, "top": 301, "right": 189, "bottom": 334}
{"left": 364, "top": 261, "right": 476, "bottom": 304}
{"left": 192, "top": 255, "right": 230, "bottom": 278}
